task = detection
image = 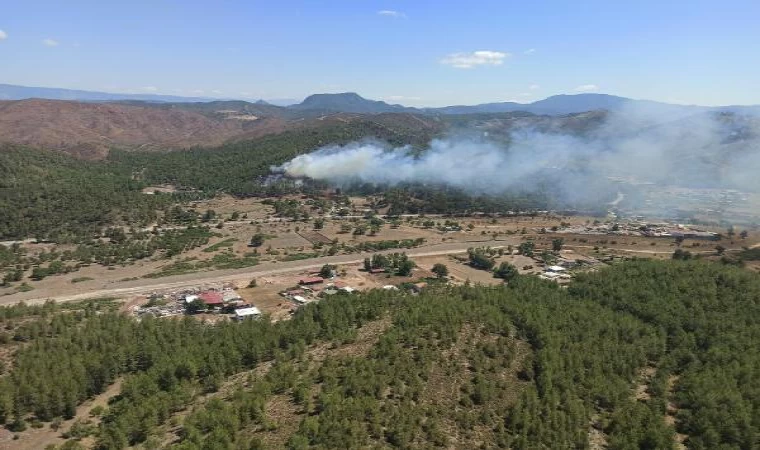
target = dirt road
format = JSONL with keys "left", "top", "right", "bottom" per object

{"left": 3, "top": 239, "right": 514, "bottom": 306}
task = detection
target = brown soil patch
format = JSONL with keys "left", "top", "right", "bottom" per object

{"left": 665, "top": 375, "right": 687, "bottom": 450}
{"left": 414, "top": 255, "right": 503, "bottom": 286}
{"left": 254, "top": 394, "right": 302, "bottom": 448}
{"left": 297, "top": 231, "right": 332, "bottom": 245}
{"left": 588, "top": 413, "right": 609, "bottom": 450}
{"left": 634, "top": 365, "right": 657, "bottom": 401}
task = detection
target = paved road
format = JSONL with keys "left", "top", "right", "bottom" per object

{"left": 5, "top": 239, "right": 514, "bottom": 306}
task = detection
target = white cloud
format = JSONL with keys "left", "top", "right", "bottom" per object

{"left": 574, "top": 84, "right": 599, "bottom": 92}
{"left": 518, "top": 92, "right": 532, "bottom": 97}
{"left": 529, "top": 84, "right": 540, "bottom": 90}
{"left": 377, "top": 10, "right": 406, "bottom": 18}
{"left": 440, "top": 50, "right": 509, "bottom": 69}
{"left": 523, "top": 48, "right": 536, "bottom": 55}
{"left": 0, "top": 30, "right": 7, "bottom": 41}
{"left": 211, "top": 89, "right": 223, "bottom": 95}
{"left": 42, "top": 38, "right": 59, "bottom": 47}
{"left": 140, "top": 86, "right": 158, "bottom": 92}
{"left": 192, "top": 89, "right": 205, "bottom": 94}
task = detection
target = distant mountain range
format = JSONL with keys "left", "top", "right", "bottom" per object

{"left": 295, "top": 92, "right": 760, "bottom": 116}
{"left": 2, "top": 83, "right": 759, "bottom": 116}
{"left": 1, "top": 83, "right": 759, "bottom": 161}
{"left": 0, "top": 84, "right": 298, "bottom": 107}
{"left": 0, "top": 83, "right": 214, "bottom": 103}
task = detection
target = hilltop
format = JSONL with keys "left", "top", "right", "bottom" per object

{"left": 0, "top": 98, "right": 442, "bottom": 158}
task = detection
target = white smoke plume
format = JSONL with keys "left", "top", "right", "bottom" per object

{"left": 277, "top": 103, "right": 760, "bottom": 209}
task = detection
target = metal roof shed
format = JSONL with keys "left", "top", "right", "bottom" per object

{"left": 234, "top": 307, "right": 261, "bottom": 320}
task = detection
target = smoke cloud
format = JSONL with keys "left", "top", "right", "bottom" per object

{"left": 277, "top": 103, "right": 760, "bottom": 213}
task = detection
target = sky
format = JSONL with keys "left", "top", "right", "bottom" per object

{"left": 1, "top": 0, "right": 759, "bottom": 107}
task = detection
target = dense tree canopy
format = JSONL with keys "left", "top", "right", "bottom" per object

{"left": 0, "top": 256, "right": 757, "bottom": 449}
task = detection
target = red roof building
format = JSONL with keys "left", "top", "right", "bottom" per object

{"left": 299, "top": 277, "right": 324, "bottom": 285}
{"left": 199, "top": 291, "right": 224, "bottom": 306}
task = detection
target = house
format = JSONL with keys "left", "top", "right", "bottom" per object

{"left": 199, "top": 291, "right": 224, "bottom": 307}
{"left": 369, "top": 268, "right": 386, "bottom": 274}
{"left": 382, "top": 285, "right": 399, "bottom": 291}
{"left": 184, "top": 294, "right": 199, "bottom": 304}
{"left": 546, "top": 265, "right": 567, "bottom": 273}
{"left": 340, "top": 286, "right": 356, "bottom": 293}
{"left": 234, "top": 307, "right": 261, "bottom": 320}
{"left": 292, "top": 295, "right": 308, "bottom": 304}
{"left": 539, "top": 272, "right": 561, "bottom": 280}
{"left": 299, "top": 277, "right": 324, "bottom": 285}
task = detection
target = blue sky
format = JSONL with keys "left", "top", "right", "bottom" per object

{"left": 1, "top": 0, "right": 759, "bottom": 106}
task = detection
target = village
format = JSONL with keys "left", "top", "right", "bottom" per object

{"left": 126, "top": 238, "right": 609, "bottom": 323}
{"left": 3, "top": 190, "right": 759, "bottom": 309}
{"left": 551, "top": 220, "right": 720, "bottom": 240}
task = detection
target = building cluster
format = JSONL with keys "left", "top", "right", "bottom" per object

{"left": 554, "top": 221, "right": 718, "bottom": 240}
{"left": 532, "top": 249, "right": 603, "bottom": 283}
{"left": 281, "top": 275, "right": 358, "bottom": 304}
{"left": 135, "top": 286, "right": 262, "bottom": 321}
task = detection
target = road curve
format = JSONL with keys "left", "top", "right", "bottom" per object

{"left": 6, "top": 239, "right": 514, "bottom": 306}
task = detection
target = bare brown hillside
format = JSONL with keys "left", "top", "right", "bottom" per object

{"left": 0, "top": 99, "right": 257, "bottom": 158}
{"left": 0, "top": 99, "right": 445, "bottom": 159}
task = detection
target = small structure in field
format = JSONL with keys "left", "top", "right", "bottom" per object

{"left": 234, "top": 307, "right": 261, "bottom": 320}
{"left": 539, "top": 272, "right": 561, "bottom": 280}
{"left": 299, "top": 277, "right": 324, "bottom": 286}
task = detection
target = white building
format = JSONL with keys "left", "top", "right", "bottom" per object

{"left": 234, "top": 307, "right": 261, "bottom": 320}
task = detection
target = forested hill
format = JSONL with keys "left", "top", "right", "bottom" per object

{"left": 0, "top": 118, "right": 441, "bottom": 241}
{"left": 0, "top": 260, "right": 758, "bottom": 449}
